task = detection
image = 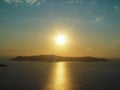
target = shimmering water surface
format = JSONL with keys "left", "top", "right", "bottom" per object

{"left": 0, "top": 58, "right": 120, "bottom": 90}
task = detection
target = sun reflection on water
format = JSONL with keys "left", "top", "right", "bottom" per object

{"left": 53, "top": 62, "right": 67, "bottom": 89}
{"left": 45, "top": 62, "right": 71, "bottom": 90}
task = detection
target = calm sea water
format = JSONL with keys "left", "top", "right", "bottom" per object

{"left": 0, "top": 57, "right": 120, "bottom": 90}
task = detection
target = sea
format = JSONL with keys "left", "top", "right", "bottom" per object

{"left": 0, "top": 57, "right": 120, "bottom": 90}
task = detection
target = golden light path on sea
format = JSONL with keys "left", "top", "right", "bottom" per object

{"left": 45, "top": 62, "right": 72, "bottom": 90}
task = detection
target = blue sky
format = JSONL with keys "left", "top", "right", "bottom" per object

{"left": 0, "top": 0, "right": 120, "bottom": 57}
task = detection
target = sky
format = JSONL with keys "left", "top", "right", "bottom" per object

{"left": 0, "top": 0, "right": 120, "bottom": 58}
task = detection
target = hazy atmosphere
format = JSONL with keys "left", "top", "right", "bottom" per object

{"left": 1, "top": 1, "right": 120, "bottom": 90}
{"left": 0, "top": 0, "right": 120, "bottom": 58}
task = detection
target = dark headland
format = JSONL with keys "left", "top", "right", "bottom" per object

{"left": 0, "top": 64, "right": 8, "bottom": 67}
{"left": 11, "top": 55, "right": 108, "bottom": 62}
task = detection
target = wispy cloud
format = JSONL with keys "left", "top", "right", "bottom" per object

{"left": 4, "top": 0, "right": 15, "bottom": 4}
{"left": 96, "top": 16, "right": 104, "bottom": 22}
{"left": 3, "top": 0, "right": 39, "bottom": 5}
{"left": 67, "top": 0, "right": 81, "bottom": 4}
{"left": 114, "top": 5, "right": 120, "bottom": 12}
{"left": 25, "top": 0, "right": 37, "bottom": 5}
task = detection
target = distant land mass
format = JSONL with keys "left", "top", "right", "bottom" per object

{"left": 11, "top": 55, "right": 108, "bottom": 62}
{"left": 0, "top": 64, "right": 8, "bottom": 67}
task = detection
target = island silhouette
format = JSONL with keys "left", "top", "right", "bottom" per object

{"left": 0, "top": 64, "right": 8, "bottom": 67}
{"left": 11, "top": 55, "right": 108, "bottom": 62}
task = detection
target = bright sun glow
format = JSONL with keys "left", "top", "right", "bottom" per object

{"left": 56, "top": 34, "right": 66, "bottom": 45}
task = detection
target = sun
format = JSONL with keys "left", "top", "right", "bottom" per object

{"left": 56, "top": 34, "right": 66, "bottom": 45}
